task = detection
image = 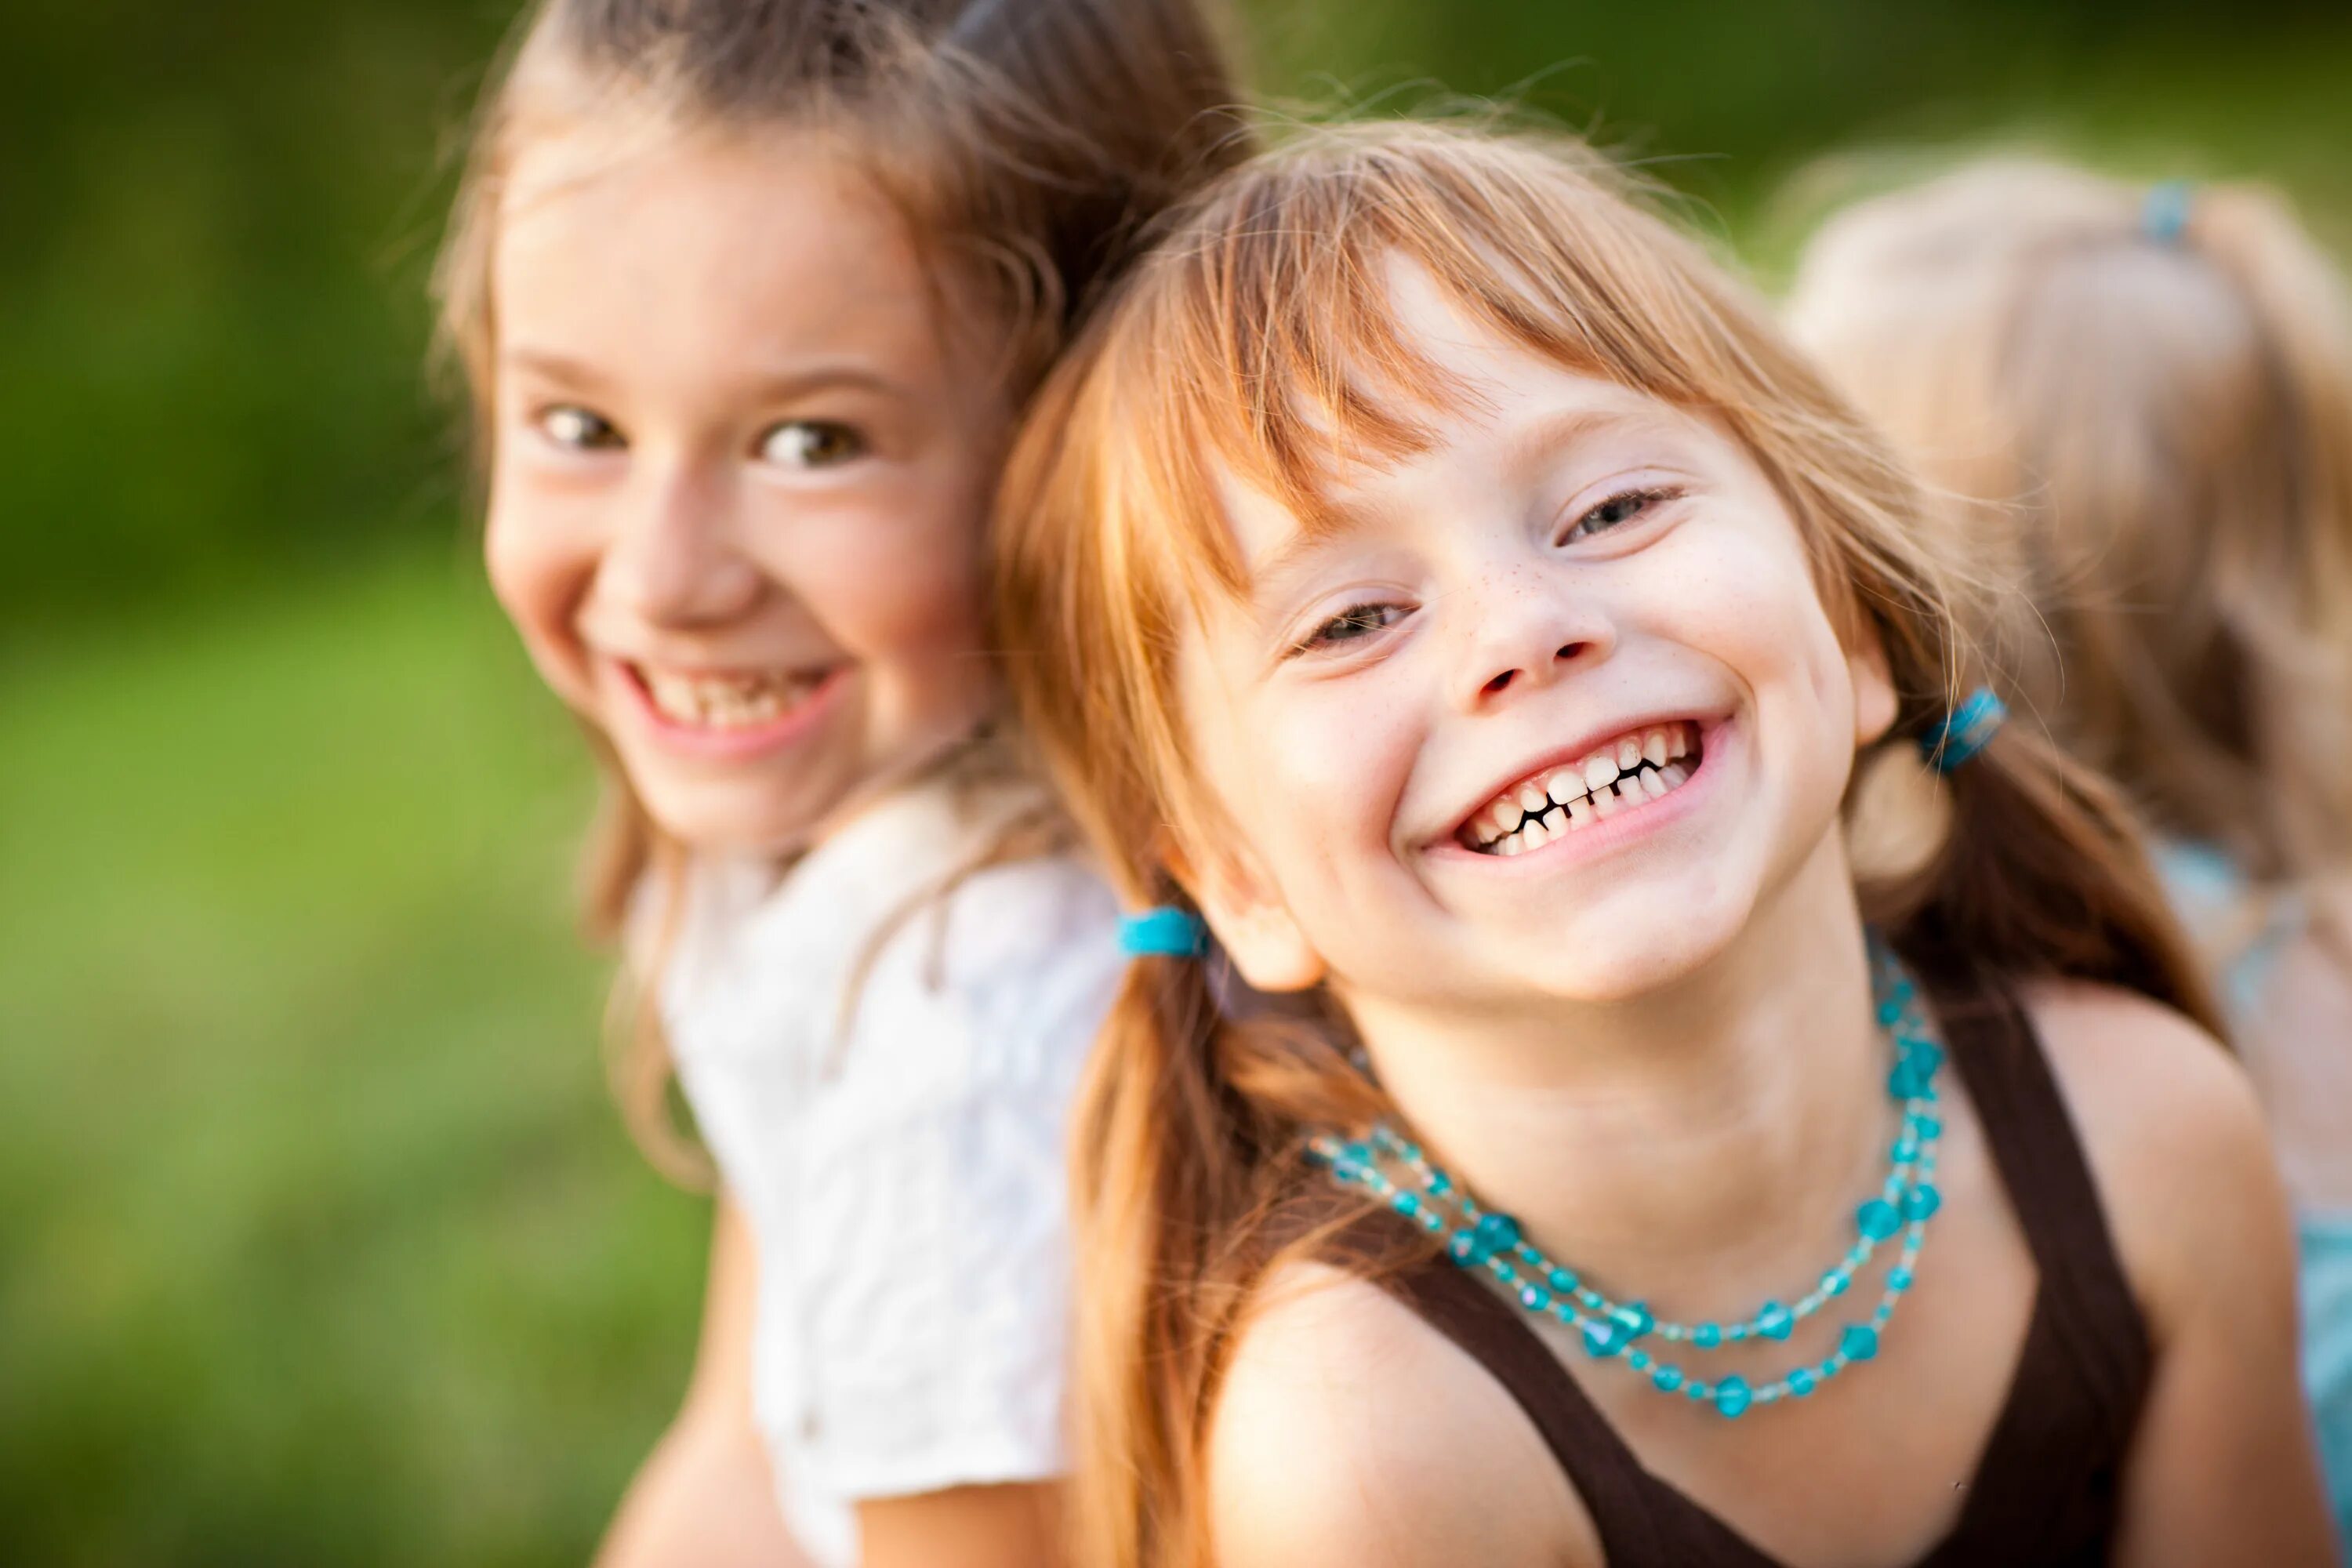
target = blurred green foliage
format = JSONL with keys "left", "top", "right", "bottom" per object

{"left": 2, "top": 2, "right": 510, "bottom": 638}
{"left": 8, "top": 0, "right": 2350, "bottom": 632}
{"left": 6, "top": 1, "right": 2352, "bottom": 1563}
{"left": 0, "top": 561, "right": 708, "bottom": 1564}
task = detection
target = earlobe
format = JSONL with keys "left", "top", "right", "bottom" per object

{"left": 1849, "top": 626, "right": 1900, "bottom": 748}
{"left": 1211, "top": 905, "right": 1328, "bottom": 993}
{"left": 1168, "top": 843, "right": 1328, "bottom": 993}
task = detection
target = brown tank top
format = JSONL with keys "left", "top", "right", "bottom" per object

{"left": 1331, "top": 981, "right": 2151, "bottom": 1566}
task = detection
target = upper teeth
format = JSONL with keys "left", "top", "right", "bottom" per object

{"left": 639, "top": 666, "right": 822, "bottom": 730}
{"left": 1465, "top": 723, "right": 1698, "bottom": 855}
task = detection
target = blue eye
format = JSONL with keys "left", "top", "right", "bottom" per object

{"left": 539, "top": 405, "right": 622, "bottom": 451}
{"left": 760, "top": 420, "right": 866, "bottom": 469}
{"left": 1563, "top": 486, "right": 1679, "bottom": 543}
{"left": 1297, "top": 601, "right": 1408, "bottom": 654}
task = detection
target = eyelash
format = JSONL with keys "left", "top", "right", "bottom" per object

{"left": 1291, "top": 601, "right": 1410, "bottom": 656}
{"left": 524, "top": 408, "right": 869, "bottom": 469}
{"left": 1284, "top": 486, "right": 1685, "bottom": 658}
{"left": 535, "top": 405, "right": 623, "bottom": 452}
{"left": 760, "top": 420, "right": 867, "bottom": 470}
{"left": 1563, "top": 485, "right": 1682, "bottom": 543}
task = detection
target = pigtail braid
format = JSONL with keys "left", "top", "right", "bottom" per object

{"left": 1069, "top": 935, "right": 1410, "bottom": 1568}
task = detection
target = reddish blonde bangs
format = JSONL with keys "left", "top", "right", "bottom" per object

{"left": 1089, "top": 127, "right": 1715, "bottom": 588}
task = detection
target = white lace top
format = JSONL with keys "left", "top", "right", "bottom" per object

{"left": 659, "top": 774, "right": 1122, "bottom": 1566}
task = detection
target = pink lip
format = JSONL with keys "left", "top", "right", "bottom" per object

{"left": 608, "top": 659, "right": 850, "bottom": 760}
{"left": 1423, "top": 716, "right": 1733, "bottom": 873}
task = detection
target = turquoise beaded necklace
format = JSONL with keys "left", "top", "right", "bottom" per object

{"left": 1307, "top": 935, "right": 1946, "bottom": 1421}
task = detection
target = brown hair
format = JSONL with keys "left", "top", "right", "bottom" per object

{"left": 989, "top": 121, "right": 2216, "bottom": 1568}
{"left": 430, "top": 0, "right": 1252, "bottom": 1177}
{"left": 1788, "top": 159, "right": 2352, "bottom": 904}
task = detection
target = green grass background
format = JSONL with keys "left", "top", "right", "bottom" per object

{"left": 5, "top": 1, "right": 2350, "bottom": 1562}
{"left": 0, "top": 556, "right": 707, "bottom": 1564}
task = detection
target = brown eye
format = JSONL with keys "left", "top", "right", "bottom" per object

{"left": 760, "top": 420, "right": 866, "bottom": 469}
{"left": 539, "top": 405, "right": 622, "bottom": 450}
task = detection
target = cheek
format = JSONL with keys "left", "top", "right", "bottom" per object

{"left": 1639, "top": 520, "right": 1862, "bottom": 821}
{"left": 1287, "top": 684, "right": 1417, "bottom": 826}
{"left": 760, "top": 477, "right": 989, "bottom": 658}
{"left": 1657, "top": 520, "right": 1848, "bottom": 705}
{"left": 1214, "top": 670, "right": 1422, "bottom": 894}
{"left": 484, "top": 481, "right": 598, "bottom": 694}
{"left": 1699, "top": 539, "right": 1860, "bottom": 795}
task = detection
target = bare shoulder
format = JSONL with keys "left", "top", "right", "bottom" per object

{"left": 1206, "top": 1259, "right": 1594, "bottom": 1568}
{"left": 2019, "top": 979, "right": 2259, "bottom": 1145}
{"left": 2016, "top": 980, "right": 2295, "bottom": 1336}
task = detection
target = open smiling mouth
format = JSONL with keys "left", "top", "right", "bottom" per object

{"left": 1459, "top": 721, "right": 1703, "bottom": 855}
{"left": 626, "top": 662, "right": 837, "bottom": 731}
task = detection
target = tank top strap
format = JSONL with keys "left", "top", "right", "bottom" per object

{"left": 1926, "top": 975, "right": 2151, "bottom": 1444}
{"left": 1322, "top": 1210, "right": 1774, "bottom": 1565}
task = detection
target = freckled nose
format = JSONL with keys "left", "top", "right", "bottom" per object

{"left": 1461, "top": 567, "right": 1610, "bottom": 706}
{"left": 603, "top": 466, "right": 762, "bottom": 626}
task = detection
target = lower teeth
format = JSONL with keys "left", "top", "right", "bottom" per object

{"left": 1482, "top": 759, "right": 1691, "bottom": 854}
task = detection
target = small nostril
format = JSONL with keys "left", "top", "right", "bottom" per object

{"left": 1483, "top": 670, "right": 1515, "bottom": 695}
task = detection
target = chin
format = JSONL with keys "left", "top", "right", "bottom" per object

{"left": 1525, "top": 891, "right": 1753, "bottom": 1004}
{"left": 632, "top": 768, "right": 854, "bottom": 859}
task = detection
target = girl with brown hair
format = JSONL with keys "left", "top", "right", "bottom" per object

{"left": 433, "top": 2, "right": 1247, "bottom": 1563}
{"left": 1788, "top": 154, "right": 2352, "bottom": 1546}
{"left": 993, "top": 122, "right": 2336, "bottom": 1566}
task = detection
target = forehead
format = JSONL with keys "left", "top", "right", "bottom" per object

{"left": 1210, "top": 256, "right": 1722, "bottom": 572}
{"left": 492, "top": 118, "right": 950, "bottom": 386}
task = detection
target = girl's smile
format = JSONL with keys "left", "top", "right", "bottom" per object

{"left": 600, "top": 656, "right": 851, "bottom": 762}
{"left": 1428, "top": 713, "right": 1726, "bottom": 868}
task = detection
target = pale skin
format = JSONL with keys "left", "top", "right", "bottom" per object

{"left": 488, "top": 108, "right": 1060, "bottom": 1568}
{"left": 1176, "top": 260, "right": 2336, "bottom": 1567}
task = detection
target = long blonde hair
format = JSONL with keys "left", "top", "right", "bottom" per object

{"left": 430, "top": 0, "right": 1251, "bottom": 1177}
{"left": 989, "top": 122, "right": 2214, "bottom": 1568}
{"left": 1788, "top": 158, "right": 2352, "bottom": 897}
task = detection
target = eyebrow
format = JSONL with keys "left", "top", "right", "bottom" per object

{"left": 738, "top": 360, "right": 913, "bottom": 405}
{"left": 1240, "top": 403, "right": 1686, "bottom": 600}
{"left": 498, "top": 345, "right": 619, "bottom": 394}
{"left": 1496, "top": 404, "right": 1684, "bottom": 477}
{"left": 497, "top": 345, "right": 912, "bottom": 405}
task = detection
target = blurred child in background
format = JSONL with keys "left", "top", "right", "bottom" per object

{"left": 993, "top": 122, "right": 2334, "bottom": 1568}
{"left": 433, "top": 2, "right": 1247, "bottom": 1563}
{"left": 1789, "top": 155, "right": 2352, "bottom": 1541}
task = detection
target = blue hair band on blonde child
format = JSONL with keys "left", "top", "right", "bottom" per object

{"left": 1920, "top": 687, "right": 2008, "bottom": 773}
{"left": 2143, "top": 180, "right": 2196, "bottom": 245}
{"left": 1120, "top": 906, "right": 1209, "bottom": 958}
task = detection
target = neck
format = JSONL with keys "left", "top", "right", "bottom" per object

{"left": 1345, "top": 836, "right": 1887, "bottom": 1309}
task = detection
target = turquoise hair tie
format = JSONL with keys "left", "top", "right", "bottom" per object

{"left": 2143, "top": 180, "right": 2196, "bottom": 245}
{"left": 1921, "top": 687, "right": 2007, "bottom": 773}
{"left": 1120, "top": 906, "right": 1209, "bottom": 958}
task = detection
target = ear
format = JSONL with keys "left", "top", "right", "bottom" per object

{"left": 1847, "top": 618, "right": 1900, "bottom": 750}
{"left": 1164, "top": 840, "right": 1327, "bottom": 994}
